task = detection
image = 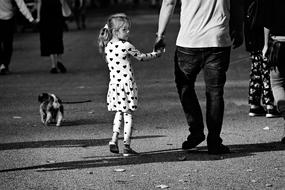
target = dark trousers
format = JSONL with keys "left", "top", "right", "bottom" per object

{"left": 0, "top": 19, "right": 14, "bottom": 68}
{"left": 248, "top": 51, "right": 274, "bottom": 106}
{"left": 174, "top": 46, "right": 231, "bottom": 146}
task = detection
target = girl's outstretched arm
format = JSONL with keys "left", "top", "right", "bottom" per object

{"left": 127, "top": 42, "right": 161, "bottom": 61}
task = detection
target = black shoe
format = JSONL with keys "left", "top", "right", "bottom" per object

{"left": 50, "top": 68, "right": 58, "bottom": 74}
{"left": 249, "top": 106, "right": 266, "bottom": 117}
{"left": 109, "top": 142, "right": 119, "bottom": 154}
{"left": 182, "top": 136, "right": 205, "bottom": 150}
{"left": 57, "top": 62, "right": 67, "bottom": 73}
{"left": 123, "top": 145, "right": 138, "bottom": 156}
{"left": 208, "top": 144, "right": 230, "bottom": 154}
{"left": 277, "top": 100, "right": 285, "bottom": 117}
{"left": 266, "top": 107, "right": 281, "bottom": 118}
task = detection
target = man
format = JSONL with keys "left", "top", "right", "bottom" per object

{"left": 262, "top": 0, "right": 285, "bottom": 143}
{"left": 0, "top": 0, "right": 36, "bottom": 74}
{"left": 155, "top": 0, "right": 243, "bottom": 154}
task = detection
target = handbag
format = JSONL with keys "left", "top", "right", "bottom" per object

{"left": 61, "top": 0, "right": 72, "bottom": 17}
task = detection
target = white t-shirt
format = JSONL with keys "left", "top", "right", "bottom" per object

{"left": 0, "top": 0, "right": 33, "bottom": 21}
{"left": 176, "top": 0, "right": 232, "bottom": 48}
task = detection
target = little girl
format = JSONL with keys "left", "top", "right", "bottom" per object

{"left": 98, "top": 13, "right": 162, "bottom": 156}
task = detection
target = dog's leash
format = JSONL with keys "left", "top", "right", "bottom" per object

{"left": 62, "top": 100, "right": 92, "bottom": 104}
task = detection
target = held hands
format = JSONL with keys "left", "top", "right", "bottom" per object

{"left": 154, "top": 34, "right": 166, "bottom": 53}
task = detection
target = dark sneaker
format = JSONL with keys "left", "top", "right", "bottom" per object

{"left": 50, "top": 68, "right": 58, "bottom": 74}
{"left": 109, "top": 142, "right": 119, "bottom": 154}
{"left": 248, "top": 106, "right": 266, "bottom": 117}
{"left": 266, "top": 107, "right": 281, "bottom": 118}
{"left": 57, "top": 62, "right": 67, "bottom": 73}
{"left": 123, "top": 145, "right": 138, "bottom": 156}
{"left": 182, "top": 136, "right": 205, "bottom": 150}
{"left": 208, "top": 144, "right": 230, "bottom": 155}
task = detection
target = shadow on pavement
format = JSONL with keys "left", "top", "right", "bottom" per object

{"left": 0, "top": 141, "right": 284, "bottom": 173}
{"left": 0, "top": 135, "right": 165, "bottom": 150}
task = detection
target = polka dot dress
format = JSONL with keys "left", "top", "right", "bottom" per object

{"left": 105, "top": 40, "right": 160, "bottom": 112}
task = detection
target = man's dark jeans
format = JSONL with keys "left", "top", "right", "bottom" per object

{"left": 174, "top": 46, "right": 231, "bottom": 146}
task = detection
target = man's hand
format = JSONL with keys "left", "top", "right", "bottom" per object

{"left": 154, "top": 35, "right": 166, "bottom": 52}
{"left": 231, "top": 30, "right": 243, "bottom": 49}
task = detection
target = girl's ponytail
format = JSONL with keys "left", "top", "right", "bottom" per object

{"left": 98, "top": 24, "right": 112, "bottom": 54}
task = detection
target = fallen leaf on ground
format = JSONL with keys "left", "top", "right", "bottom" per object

{"left": 13, "top": 116, "right": 22, "bottom": 119}
{"left": 263, "top": 126, "right": 270, "bottom": 130}
{"left": 114, "top": 168, "right": 126, "bottom": 172}
{"left": 156, "top": 184, "right": 169, "bottom": 189}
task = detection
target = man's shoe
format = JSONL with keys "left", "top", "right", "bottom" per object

{"left": 208, "top": 144, "right": 230, "bottom": 154}
{"left": 57, "top": 62, "right": 67, "bottom": 73}
{"left": 182, "top": 136, "right": 205, "bottom": 150}
{"left": 266, "top": 107, "right": 281, "bottom": 118}
{"left": 123, "top": 145, "right": 138, "bottom": 156}
{"left": 249, "top": 106, "right": 266, "bottom": 117}
{"left": 109, "top": 142, "right": 119, "bottom": 154}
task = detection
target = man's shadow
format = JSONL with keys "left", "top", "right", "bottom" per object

{"left": 0, "top": 141, "right": 284, "bottom": 173}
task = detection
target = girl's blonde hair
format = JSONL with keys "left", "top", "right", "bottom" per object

{"left": 98, "top": 13, "right": 131, "bottom": 54}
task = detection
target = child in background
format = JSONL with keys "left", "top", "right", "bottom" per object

{"left": 98, "top": 13, "right": 162, "bottom": 156}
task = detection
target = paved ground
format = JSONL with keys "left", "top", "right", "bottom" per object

{"left": 0, "top": 7, "right": 284, "bottom": 190}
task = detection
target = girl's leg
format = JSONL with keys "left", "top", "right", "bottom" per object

{"left": 123, "top": 111, "right": 133, "bottom": 145}
{"left": 109, "top": 111, "right": 123, "bottom": 153}
{"left": 123, "top": 111, "right": 138, "bottom": 156}
{"left": 111, "top": 111, "right": 123, "bottom": 143}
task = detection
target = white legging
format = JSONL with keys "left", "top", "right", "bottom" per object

{"left": 112, "top": 111, "right": 133, "bottom": 145}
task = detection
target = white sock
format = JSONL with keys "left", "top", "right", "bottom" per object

{"left": 111, "top": 112, "right": 123, "bottom": 143}
{"left": 123, "top": 112, "right": 133, "bottom": 145}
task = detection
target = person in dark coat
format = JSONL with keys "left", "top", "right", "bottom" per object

{"left": 37, "top": 0, "right": 67, "bottom": 73}
{"left": 244, "top": 0, "right": 280, "bottom": 118}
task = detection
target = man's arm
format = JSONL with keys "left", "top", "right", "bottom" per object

{"left": 14, "top": 0, "right": 35, "bottom": 22}
{"left": 154, "top": 0, "right": 177, "bottom": 51}
{"left": 230, "top": 0, "right": 244, "bottom": 49}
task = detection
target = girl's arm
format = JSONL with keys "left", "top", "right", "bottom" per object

{"left": 127, "top": 43, "right": 161, "bottom": 61}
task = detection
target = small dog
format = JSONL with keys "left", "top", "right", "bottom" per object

{"left": 38, "top": 93, "right": 64, "bottom": 127}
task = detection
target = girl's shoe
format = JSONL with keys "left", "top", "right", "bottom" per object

{"left": 57, "top": 62, "right": 67, "bottom": 73}
{"left": 109, "top": 141, "right": 119, "bottom": 154}
{"left": 123, "top": 145, "right": 138, "bottom": 156}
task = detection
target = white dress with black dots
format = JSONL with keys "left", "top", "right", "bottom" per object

{"left": 105, "top": 40, "right": 160, "bottom": 112}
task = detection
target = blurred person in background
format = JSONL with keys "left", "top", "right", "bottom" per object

{"left": 244, "top": 0, "right": 280, "bottom": 118}
{"left": 0, "top": 0, "right": 36, "bottom": 74}
{"left": 37, "top": 0, "right": 68, "bottom": 73}
{"left": 262, "top": 0, "right": 285, "bottom": 143}
{"left": 72, "top": 0, "right": 87, "bottom": 30}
